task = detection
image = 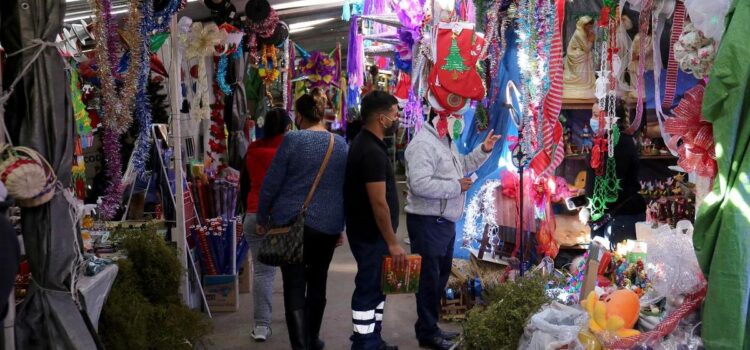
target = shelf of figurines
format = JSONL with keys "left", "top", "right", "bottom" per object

{"left": 564, "top": 154, "right": 677, "bottom": 161}
{"left": 562, "top": 98, "right": 599, "bottom": 110}
{"left": 561, "top": 97, "right": 640, "bottom": 111}
{"left": 562, "top": 128, "right": 676, "bottom": 160}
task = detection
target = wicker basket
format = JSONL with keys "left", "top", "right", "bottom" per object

{"left": 0, "top": 145, "right": 57, "bottom": 207}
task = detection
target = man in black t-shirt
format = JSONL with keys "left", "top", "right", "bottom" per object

{"left": 345, "top": 91, "right": 403, "bottom": 350}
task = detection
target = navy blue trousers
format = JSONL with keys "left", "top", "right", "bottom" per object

{"left": 406, "top": 214, "right": 455, "bottom": 342}
{"left": 350, "top": 237, "right": 389, "bottom": 350}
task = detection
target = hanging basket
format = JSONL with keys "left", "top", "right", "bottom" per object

{"left": 0, "top": 145, "right": 57, "bottom": 207}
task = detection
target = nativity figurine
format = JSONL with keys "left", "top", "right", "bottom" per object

{"left": 563, "top": 16, "right": 596, "bottom": 99}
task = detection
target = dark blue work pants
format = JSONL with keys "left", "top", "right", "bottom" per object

{"left": 350, "top": 236, "right": 389, "bottom": 350}
{"left": 406, "top": 214, "right": 455, "bottom": 342}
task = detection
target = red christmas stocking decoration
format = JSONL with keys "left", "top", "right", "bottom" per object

{"left": 428, "top": 68, "right": 468, "bottom": 113}
{"left": 435, "top": 22, "right": 486, "bottom": 100}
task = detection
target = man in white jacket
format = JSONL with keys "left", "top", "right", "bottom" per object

{"left": 404, "top": 112, "right": 501, "bottom": 350}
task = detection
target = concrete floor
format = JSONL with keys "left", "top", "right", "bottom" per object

{"left": 203, "top": 185, "right": 461, "bottom": 350}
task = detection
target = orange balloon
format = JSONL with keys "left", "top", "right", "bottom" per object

{"left": 604, "top": 289, "right": 640, "bottom": 329}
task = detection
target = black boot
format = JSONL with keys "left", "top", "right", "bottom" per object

{"left": 286, "top": 309, "right": 309, "bottom": 350}
{"left": 307, "top": 301, "right": 326, "bottom": 350}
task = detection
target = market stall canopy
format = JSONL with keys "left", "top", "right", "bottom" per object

{"left": 62, "top": 0, "right": 350, "bottom": 55}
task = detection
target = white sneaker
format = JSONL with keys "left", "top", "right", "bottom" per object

{"left": 251, "top": 325, "right": 271, "bottom": 342}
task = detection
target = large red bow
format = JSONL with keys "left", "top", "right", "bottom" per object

{"left": 663, "top": 85, "right": 717, "bottom": 179}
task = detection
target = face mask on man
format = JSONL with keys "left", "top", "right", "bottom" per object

{"left": 381, "top": 114, "right": 399, "bottom": 135}
{"left": 589, "top": 118, "right": 600, "bottom": 134}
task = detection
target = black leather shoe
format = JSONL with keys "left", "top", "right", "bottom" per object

{"left": 438, "top": 329, "right": 460, "bottom": 340}
{"left": 379, "top": 341, "right": 399, "bottom": 350}
{"left": 418, "top": 336, "right": 454, "bottom": 350}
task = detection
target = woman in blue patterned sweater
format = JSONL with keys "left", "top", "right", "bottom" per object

{"left": 257, "top": 93, "right": 348, "bottom": 350}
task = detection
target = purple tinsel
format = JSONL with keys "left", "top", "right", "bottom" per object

{"left": 102, "top": 0, "right": 120, "bottom": 72}
{"left": 100, "top": 128, "right": 124, "bottom": 219}
{"left": 347, "top": 15, "right": 365, "bottom": 89}
{"left": 403, "top": 90, "right": 423, "bottom": 131}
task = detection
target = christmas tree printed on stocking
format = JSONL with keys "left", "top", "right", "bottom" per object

{"left": 442, "top": 34, "right": 469, "bottom": 79}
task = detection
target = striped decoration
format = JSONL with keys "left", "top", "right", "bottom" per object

{"left": 661, "top": 0, "right": 686, "bottom": 110}
{"left": 532, "top": 0, "right": 565, "bottom": 176}
{"left": 626, "top": 0, "right": 653, "bottom": 135}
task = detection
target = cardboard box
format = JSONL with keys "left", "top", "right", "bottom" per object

{"left": 382, "top": 255, "right": 422, "bottom": 294}
{"left": 204, "top": 275, "right": 239, "bottom": 312}
{"left": 238, "top": 257, "right": 251, "bottom": 294}
{"left": 580, "top": 242, "right": 607, "bottom": 300}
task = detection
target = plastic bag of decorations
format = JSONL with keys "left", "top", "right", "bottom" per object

{"left": 518, "top": 302, "right": 588, "bottom": 350}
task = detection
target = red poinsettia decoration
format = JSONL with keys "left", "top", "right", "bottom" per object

{"left": 663, "top": 84, "right": 717, "bottom": 179}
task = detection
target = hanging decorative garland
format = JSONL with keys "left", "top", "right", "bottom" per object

{"left": 245, "top": 8, "right": 279, "bottom": 62}
{"left": 215, "top": 23, "right": 245, "bottom": 96}
{"left": 183, "top": 22, "right": 226, "bottom": 120}
{"left": 512, "top": 0, "right": 555, "bottom": 165}
{"left": 588, "top": 4, "right": 622, "bottom": 222}
{"left": 89, "top": 0, "right": 144, "bottom": 218}
{"left": 258, "top": 44, "right": 280, "bottom": 85}
{"left": 129, "top": 0, "right": 157, "bottom": 184}
{"left": 627, "top": 0, "right": 652, "bottom": 135}
{"left": 88, "top": 0, "right": 144, "bottom": 134}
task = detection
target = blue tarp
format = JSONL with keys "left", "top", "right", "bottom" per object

{"left": 453, "top": 28, "right": 521, "bottom": 259}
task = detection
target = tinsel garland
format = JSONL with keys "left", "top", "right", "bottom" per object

{"left": 146, "top": 0, "right": 185, "bottom": 32}
{"left": 246, "top": 10, "right": 279, "bottom": 62}
{"left": 101, "top": 128, "right": 124, "bottom": 219}
{"left": 489, "top": 14, "right": 511, "bottom": 102}
{"left": 404, "top": 89, "right": 424, "bottom": 132}
{"left": 88, "top": 0, "right": 144, "bottom": 134}
{"left": 513, "top": 0, "right": 555, "bottom": 164}
{"left": 463, "top": 179, "right": 501, "bottom": 244}
{"left": 129, "top": 0, "right": 156, "bottom": 184}
{"left": 89, "top": 0, "right": 144, "bottom": 218}
{"left": 217, "top": 55, "right": 232, "bottom": 95}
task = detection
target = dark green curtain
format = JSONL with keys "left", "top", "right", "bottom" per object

{"left": 1, "top": 0, "right": 97, "bottom": 348}
{"left": 693, "top": 1, "right": 750, "bottom": 349}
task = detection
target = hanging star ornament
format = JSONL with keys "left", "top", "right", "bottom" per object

{"left": 605, "top": 115, "right": 620, "bottom": 131}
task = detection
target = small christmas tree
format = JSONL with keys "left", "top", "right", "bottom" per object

{"left": 442, "top": 35, "right": 469, "bottom": 79}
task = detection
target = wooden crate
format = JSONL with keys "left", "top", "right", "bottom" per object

{"left": 440, "top": 285, "right": 473, "bottom": 321}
